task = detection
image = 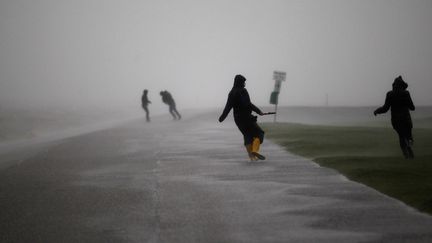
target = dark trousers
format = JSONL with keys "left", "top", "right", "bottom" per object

{"left": 143, "top": 106, "right": 150, "bottom": 122}
{"left": 169, "top": 105, "right": 181, "bottom": 120}
{"left": 235, "top": 116, "right": 264, "bottom": 146}
{"left": 394, "top": 127, "right": 414, "bottom": 158}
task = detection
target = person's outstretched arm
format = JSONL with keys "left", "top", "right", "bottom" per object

{"left": 242, "top": 89, "right": 263, "bottom": 115}
{"left": 250, "top": 103, "right": 263, "bottom": 115}
{"left": 374, "top": 92, "right": 391, "bottom": 115}
{"left": 219, "top": 95, "right": 232, "bottom": 122}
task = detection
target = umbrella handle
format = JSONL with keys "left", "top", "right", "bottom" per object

{"left": 262, "top": 112, "right": 276, "bottom": 115}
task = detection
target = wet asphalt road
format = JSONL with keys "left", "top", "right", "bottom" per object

{"left": 1, "top": 112, "right": 432, "bottom": 243}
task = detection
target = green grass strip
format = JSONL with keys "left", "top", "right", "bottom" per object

{"left": 261, "top": 122, "right": 432, "bottom": 215}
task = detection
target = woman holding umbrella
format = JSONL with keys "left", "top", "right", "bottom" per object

{"left": 219, "top": 74, "right": 266, "bottom": 161}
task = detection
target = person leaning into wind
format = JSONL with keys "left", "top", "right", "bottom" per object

{"left": 374, "top": 75, "right": 415, "bottom": 159}
{"left": 219, "top": 74, "right": 266, "bottom": 161}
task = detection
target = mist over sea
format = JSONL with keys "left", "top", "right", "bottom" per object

{"left": 1, "top": 106, "right": 431, "bottom": 145}
{"left": 0, "top": 105, "right": 141, "bottom": 143}
{"left": 258, "top": 106, "right": 432, "bottom": 128}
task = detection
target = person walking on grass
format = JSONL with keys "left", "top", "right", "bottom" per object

{"left": 374, "top": 75, "right": 415, "bottom": 159}
{"left": 141, "top": 89, "right": 151, "bottom": 122}
{"left": 219, "top": 74, "right": 266, "bottom": 161}
{"left": 160, "top": 90, "right": 181, "bottom": 120}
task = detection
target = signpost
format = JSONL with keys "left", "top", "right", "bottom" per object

{"left": 270, "top": 71, "right": 286, "bottom": 122}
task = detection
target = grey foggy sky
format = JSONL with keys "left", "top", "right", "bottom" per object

{"left": 1, "top": 0, "right": 431, "bottom": 110}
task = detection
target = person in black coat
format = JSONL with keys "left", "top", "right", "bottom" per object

{"left": 141, "top": 89, "right": 151, "bottom": 122}
{"left": 160, "top": 90, "right": 182, "bottom": 120}
{"left": 374, "top": 75, "right": 415, "bottom": 159}
{"left": 219, "top": 74, "right": 265, "bottom": 161}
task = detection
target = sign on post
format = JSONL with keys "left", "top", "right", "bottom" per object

{"left": 273, "top": 71, "right": 286, "bottom": 82}
{"left": 270, "top": 91, "right": 279, "bottom": 105}
{"left": 270, "top": 71, "right": 286, "bottom": 122}
{"left": 274, "top": 80, "right": 282, "bottom": 93}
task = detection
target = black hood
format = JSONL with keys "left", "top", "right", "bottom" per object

{"left": 233, "top": 74, "right": 246, "bottom": 88}
{"left": 392, "top": 76, "right": 408, "bottom": 91}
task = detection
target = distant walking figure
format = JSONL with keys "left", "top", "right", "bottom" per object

{"left": 141, "top": 89, "right": 151, "bottom": 122}
{"left": 374, "top": 75, "right": 415, "bottom": 159}
{"left": 160, "top": 90, "right": 181, "bottom": 120}
{"left": 219, "top": 74, "right": 266, "bottom": 161}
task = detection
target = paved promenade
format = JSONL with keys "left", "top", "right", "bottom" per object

{"left": 1, "top": 112, "right": 432, "bottom": 242}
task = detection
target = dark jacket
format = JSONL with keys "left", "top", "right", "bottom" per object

{"left": 219, "top": 75, "right": 264, "bottom": 145}
{"left": 141, "top": 92, "right": 151, "bottom": 107}
{"left": 374, "top": 76, "right": 415, "bottom": 129}
{"left": 161, "top": 91, "right": 175, "bottom": 106}
{"left": 219, "top": 77, "right": 262, "bottom": 122}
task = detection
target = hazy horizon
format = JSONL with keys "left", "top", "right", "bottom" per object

{"left": 1, "top": 0, "right": 432, "bottom": 112}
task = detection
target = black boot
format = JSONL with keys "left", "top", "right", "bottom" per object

{"left": 402, "top": 147, "right": 410, "bottom": 159}
{"left": 407, "top": 147, "right": 415, "bottom": 159}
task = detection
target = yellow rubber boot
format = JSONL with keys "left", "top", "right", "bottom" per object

{"left": 251, "top": 137, "right": 266, "bottom": 160}
{"left": 252, "top": 137, "right": 260, "bottom": 153}
{"left": 245, "top": 144, "right": 257, "bottom": 161}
